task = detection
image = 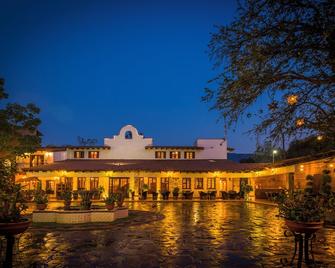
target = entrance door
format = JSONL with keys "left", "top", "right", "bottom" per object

{"left": 288, "top": 173, "right": 294, "bottom": 195}
{"left": 109, "top": 177, "right": 129, "bottom": 194}
{"left": 56, "top": 177, "right": 73, "bottom": 199}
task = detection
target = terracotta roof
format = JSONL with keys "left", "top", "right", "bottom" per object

{"left": 25, "top": 159, "right": 267, "bottom": 173}
{"left": 145, "top": 146, "right": 204, "bottom": 150}
{"left": 273, "top": 150, "right": 335, "bottom": 167}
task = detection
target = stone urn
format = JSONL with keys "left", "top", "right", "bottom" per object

{"left": 36, "top": 203, "right": 47, "bottom": 211}
{"left": 285, "top": 220, "right": 324, "bottom": 234}
{"left": 0, "top": 219, "right": 31, "bottom": 236}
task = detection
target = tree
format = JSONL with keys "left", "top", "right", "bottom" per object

{"left": 286, "top": 135, "right": 335, "bottom": 158}
{"left": 204, "top": 0, "right": 335, "bottom": 144}
{"left": 0, "top": 78, "right": 41, "bottom": 161}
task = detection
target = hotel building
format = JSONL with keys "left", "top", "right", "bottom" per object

{"left": 17, "top": 125, "right": 335, "bottom": 200}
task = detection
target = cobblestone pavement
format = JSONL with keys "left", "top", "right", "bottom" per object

{"left": 4, "top": 202, "right": 335, "bottom": 267}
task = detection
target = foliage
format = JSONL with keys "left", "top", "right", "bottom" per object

{"left": 115, "top": 186, "right": 127, "bottom": 207}
{"left": 0, "top": 79, "right": 41, "bottom": 222}
{"left": 286, "top": 135, "right": 335, "bottom": 158}
{"left": 0, "top": 161, "right": 27, "bottom": 222}
{"left": 104, "top": 194, "right": 116, "bottom": 205}
{"left": 142, "top": 184, "right": 149, "bottom": 192}
{"left": 34, "top": 183, "right": 48, "bottom": 205}
{"left": 78, "top": 190, "right": 93, "bottom": 210}
{"left": 173, "top": 187, "right": 179, "bottom": 195}
{"left": 275, "top": 171, "right": 335, "bottom": 222}
{"left": 0, "top": 78, "right": 41, "bottom": 159}
{"left": 204, "top": 0, "right": 335, "bottom": 144}
{"left": 61, "top": 190, "right": 72, "bottom": 210}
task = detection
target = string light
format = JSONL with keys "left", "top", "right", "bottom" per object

{"left": 296, "top": 118, "right": 305, "bottom": 127}
{"left": 287, "top": 94, "right": 298, "bottom": 105}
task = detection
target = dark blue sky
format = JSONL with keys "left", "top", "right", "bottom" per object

{"left": 1, "top": 0, "right": 259, "bottom": 153}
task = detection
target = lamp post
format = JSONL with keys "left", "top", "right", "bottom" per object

{"left": 272, "top": 150, "right": 278, "bottom": 164}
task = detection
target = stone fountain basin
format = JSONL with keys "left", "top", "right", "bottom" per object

{"left": 32, "top": 207, "right": 128, "bottom": 224}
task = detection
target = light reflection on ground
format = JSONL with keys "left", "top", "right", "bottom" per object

{"left": 6, "top": 202, "right": 335, "bottom": 267}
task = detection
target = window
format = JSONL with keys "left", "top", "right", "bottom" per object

{"left": 125, "top": 131, "right": 132, "bottom": 139}
{"left": 88, "top": 151, "right": 99, "bottom": 159}
{"left": 155, "top": 151, "right": 166, "bottom": 159}
{"left": 30, "top": 155, "right": 44, "bottom": 167}
{"left": 184, "top": 151, "right": 195, "bottom": 159}
{"left": 161, "top": 178, "right": 169, "bottom": 191}
{"left": 195, "top": 178, "right": 204, "bottom": 189}
{"left": 77, "top": 177, "right": 86, "bottom": 190}
{"left": 207, "top": 178, "right": 216, "bottom": 189}
{"left": 182, "top": 178, "right": 191, "bottom": 189}
{"left": 46, "top": 180, "right": 55, "bottom": 193}
{"left": 148, "top": 177, "right": 157, "bottom": 193}
{"left": 90, "top": 177, "right": 99, "bottom": 190}
{"left": 170, "top": 151, "right": 181, "bottom": 159}
{"left": 74, "top": 151, "right": 85, "bottom": 159}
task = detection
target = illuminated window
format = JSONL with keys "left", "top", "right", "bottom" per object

{"left": 195, "top": 178, "right": 203, "bottom": 189}
{"left": 155, "top": 151, "right": 166, "bottom": 159}
{"left": 88, "top": 151, "right": 99, "bottom": 159}
{"left": 207, "top": 178, "right": 216, "bottom": 189}
{"left": 170, "top": 151, "right": 181, "bottom": 159}
{"left": 77, "top": 177, "right": 86, "bottom": 190}
{"left": 182, "top": 178, "right": 191, "bottom": 189}
{"left": 90, "top": 177, "right": 99, "bottom": 190}
{"left": 184, "top": 151, "right": 195, "bottom": 159}
{"left": 125, "top": 131, "right": 132, "bottom": 139}
{"left": 74, "top": 151, "right": 85, "bottom": 159}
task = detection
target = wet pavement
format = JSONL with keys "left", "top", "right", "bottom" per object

{"left": 2, "top": 201, "right": 335, "bottom": 267}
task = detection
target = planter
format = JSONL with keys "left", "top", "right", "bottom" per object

{"left": 285, "top": 220, "right": 324, "bottom": 234}
{"left": 0, "top": 219, "right": 31, "bottom": 236}
{"left": 152, "top": 193, "right": 158, "bottom": 200}
{"left": 106, "top": 203, "right": 115, "bottom": 210}
{"left": 36, "top": 203, "right": 47, "bottom": 211}
{"left": 173, "top": 194, "right": 178, "bottom": 200}
{"left": 142, "top": 191, "right": 148, "bottom": 200}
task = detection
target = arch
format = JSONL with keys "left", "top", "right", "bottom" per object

{"left": 125, "top": 130, "right": 133, "bottom": 139}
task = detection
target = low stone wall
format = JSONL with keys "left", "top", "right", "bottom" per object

{"left": 33, "top": 208, "right": 128, "bottom": 224}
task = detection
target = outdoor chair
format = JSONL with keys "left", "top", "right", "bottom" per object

{"left": 228, "top": 190, "right": 237, "bottom": 199}
{"left": 209, "top": 191, "right": 216, "bottom": 200}
{"left": 220, "top": 191, "right": 228, "bottom": 200}
{"left": 199, "top": 191, "right": 208, "bottom": 200}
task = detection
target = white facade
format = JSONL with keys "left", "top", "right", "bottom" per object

{"left": 41, "top": 125, "right": 228, "bottom": 161}
{"left": 104, "top": 125, "right": 154, "bottom": 159}
{"left": 195, "top": 139, "right": 228, "bottom": 159}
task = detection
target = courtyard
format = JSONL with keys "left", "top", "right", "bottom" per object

{"left": 5, "top": 202, "right": 335, "bottom": 267}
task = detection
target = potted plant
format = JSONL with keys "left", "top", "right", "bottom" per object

{"left": 78, "top": 190, "right": 93, "bottom": 210}
{"left": 104, "top": 195, "right": 116, "bottom": 210}
{"left": 152, "top": 191, "right": 158, "bottom": 200}
{"left": 141, "top": 184, "right": 149, "bottom": 200}
{"left": 116, "top": 186, "right": 127, "bottom": 208}
{"left": 161, "top": 189, "right": 170, "bottom": 200}
{"left": 61, "top": 189, "right": 72, "bottom": 210}
{"left": 241, "top": 183, "right": 253, "bottom": 201}
{"left": 34, "top": 188, "right": 48, "bottom": 211}
{"left": 128, "top": 188, "right": 135, "bottom": 200}
{"left": 275, "top": 171, "right": 335, "bottom": 234}
{"left": 173, "top": 187, "right": 179, "bottom": 199}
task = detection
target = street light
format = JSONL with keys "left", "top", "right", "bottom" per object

{"left": 272, "top": 150, "right": 278, "bottom": 164}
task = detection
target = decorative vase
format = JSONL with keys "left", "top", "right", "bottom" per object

{"left": 0, "top": 219, "right": 31, "bottom": 236}
{"left": 106, "top": 203, "right": 115, "bottom": 210}
{"left": 36, "top": 203, "right": 47, "bottom": 211}
{"left": 285, "top": 220, "right": 324, "bottom": 234}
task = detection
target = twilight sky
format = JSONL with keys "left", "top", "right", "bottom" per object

{"left": 1, "top": 0, "right": 260, "bottom": 153}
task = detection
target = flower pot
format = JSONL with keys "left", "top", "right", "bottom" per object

{"left": 106, "top": 203, "right": 115, "bottom": 210}
{"left": 285, "top": 220, "right": 324, "bottom": 234}
{"left": 0, "top": 219, "right": 31, "bottom": 236}
{"left": 36, "top": 203, "right": 47, "bottom": 211}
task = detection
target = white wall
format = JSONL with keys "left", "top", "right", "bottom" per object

{"left": 54, "top": 151, "right": 67, "bottom": 161}
{"left": 104, "top": 125, "right": 154, "bottom": 159}
{"left": 195, "top": 139, "right": 227, "bottom": 159}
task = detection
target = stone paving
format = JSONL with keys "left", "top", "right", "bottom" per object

{"left": 2, "top": 202, "right": 335, "bottom": 267}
